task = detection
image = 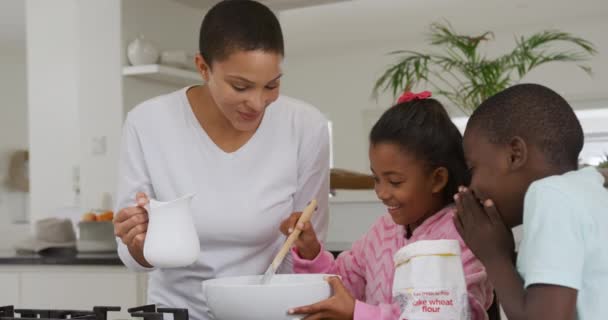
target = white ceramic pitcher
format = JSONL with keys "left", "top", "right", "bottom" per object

{"left": 143, "top": 193, "right": 200, "bottom": 268}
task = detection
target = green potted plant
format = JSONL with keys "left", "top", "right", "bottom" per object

{"left": 373, "top": 22, "right": 597, "bottom": 114}
{"left": 598, "top": 153, "right": 608, "bottom": 169}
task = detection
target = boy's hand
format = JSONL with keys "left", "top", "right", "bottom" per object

{"left": 288, "top": 276, "right": 355, "bottom": 320}
{"left": 454, "top": 188, "right": 579, "bottom": 320}
{"left": 453, "top": 187, "right": 515, "bottom": 264}
{"left": 280, "top": 212, "right": 321, "bottom": 260}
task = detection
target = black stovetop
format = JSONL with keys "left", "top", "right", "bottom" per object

{"left": 0, "top": 305, "right": 188, "bottom": 320}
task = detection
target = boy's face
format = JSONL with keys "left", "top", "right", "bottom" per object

{"left": 462, "top": 127, "right": 527, "bottom": 228}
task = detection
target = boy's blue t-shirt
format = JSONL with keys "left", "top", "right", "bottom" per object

{"left": 517, "top": 167, "right": 608, "bottom": 319}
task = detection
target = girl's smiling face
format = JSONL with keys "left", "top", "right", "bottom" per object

{"left": 370, "top": 142, "right": 448, "bottom": 228}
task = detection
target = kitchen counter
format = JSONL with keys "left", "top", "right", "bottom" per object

{"left": 0, "top": 249, "right": 123, "bottom": 266}
{"left": 325, "top": 241, "right": 352, "bottom": 253}
{"left": 0, "top": 243, "right": 349, "bottom": 266}
{"left": 329, "top": 190, "right": 379, "bottom": 203}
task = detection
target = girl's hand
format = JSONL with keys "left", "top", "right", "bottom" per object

{"left": 289, "top": 276, "right": 355, "bottom": 320}
{"left": 280, "top": 211, "right": 321, "bottom": 260}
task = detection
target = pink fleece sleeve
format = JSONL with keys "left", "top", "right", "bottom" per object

{"left": 292, "top": 240, "right": 368, "bottom": 300}
{"left": 461, "top": 243, "right": 494, "bottom": 320}
{"left": 440, "top": 210, "right": 493, "bottom": 320}
{"left": 293, "top": 245, "right": 403, "bottom": 320}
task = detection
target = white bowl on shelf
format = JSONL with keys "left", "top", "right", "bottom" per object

{"left": 202, "top": 273, "right": 333, "bottom": 320}
{"left": 160, "top": 50, "right": 195, "bottom": 70}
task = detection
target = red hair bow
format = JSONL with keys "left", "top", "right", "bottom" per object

{"left": 396, "top": 91, "right": 432, "bottom": 104}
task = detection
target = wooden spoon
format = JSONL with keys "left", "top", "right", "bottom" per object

{"left": 261, "top": 199, "right": 317, "bottom": 284}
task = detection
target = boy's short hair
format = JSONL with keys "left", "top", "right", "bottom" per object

{"left": 467, "top": 83, "right": 584, "bottom": 169}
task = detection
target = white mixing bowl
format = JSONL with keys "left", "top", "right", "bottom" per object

{"left": 202, "top": 274, "right": 333, "bottom": 320}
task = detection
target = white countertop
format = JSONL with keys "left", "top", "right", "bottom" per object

{"left": 329, "top": 190, "right": 380, "bottom": 204}
{"left": 325, "top": 241, "right": 352, "bottom": 252}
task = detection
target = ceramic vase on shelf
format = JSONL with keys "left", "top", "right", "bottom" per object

{"left": 127, "top": 35, "right": 159, "bottom": 66}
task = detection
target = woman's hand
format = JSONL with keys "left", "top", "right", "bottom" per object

{"left": 114, "top": 192, "right": 152, "bottom": 267}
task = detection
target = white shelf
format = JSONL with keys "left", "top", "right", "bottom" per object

{"left": 172, "top": 0, "right": 351, "bottom": 11}
{"left": 122, "top": 64, "right": 201, "bottom": 86}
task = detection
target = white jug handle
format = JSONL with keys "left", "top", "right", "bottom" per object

{"left": 146, "top": 198, "right": 162, "bottom": 211}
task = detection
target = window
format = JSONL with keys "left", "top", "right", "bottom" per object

{"left": 574, "top": 107, "right": 608, "bottom": 166}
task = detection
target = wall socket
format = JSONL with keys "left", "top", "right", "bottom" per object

{"left": 91, "top": 136, "right": 107, "bottom": 155}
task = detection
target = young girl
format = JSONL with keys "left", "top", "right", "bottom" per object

{"left": 281, "top": 91, "right": 494, "bottom": 320}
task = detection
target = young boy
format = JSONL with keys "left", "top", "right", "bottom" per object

{"left": 453, "top": 83, "right": 608, "bottom": 320}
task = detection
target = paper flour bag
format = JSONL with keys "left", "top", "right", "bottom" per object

{"left": 392, "top": 239, "right": 470, "bottom": 320}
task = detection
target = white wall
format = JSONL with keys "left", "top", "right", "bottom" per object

{"left": 26, "top": 0, "right": 123, "bottom": 222}
{"left": 0, "top": 0, "right": 29, "bottom": 249}
{"left": 77, "top": 0, "right": 123, "bottom": 211}
{"left": 121, "top": 0, "right": 607, "bottom": 190}
{"left": 16, "top": 0, "right": 204, "bottom": 226}
{"left": 26, "top": 0, "right": 81, "bottom": 221}
{"left": 280, "top": 13, "right": 608, "bottom": 173}
{"left": 122, "top": 0, "right": 205, "bottom": 114}
{"left": 5, "top": 0, "right": 607, "bottom": 251}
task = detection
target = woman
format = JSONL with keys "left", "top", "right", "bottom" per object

{"left": 113, "top": 1, "right": 330, "bottom": 319}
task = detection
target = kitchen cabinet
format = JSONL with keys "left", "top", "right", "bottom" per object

{"left": 0, "top": 266, "right": 147, "bottom": 320}
{"left": 327, "top": 190, "right": 384, "bottom": 247}
{"left": 0, "top": 272, "right": 19, "bottom": 306}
